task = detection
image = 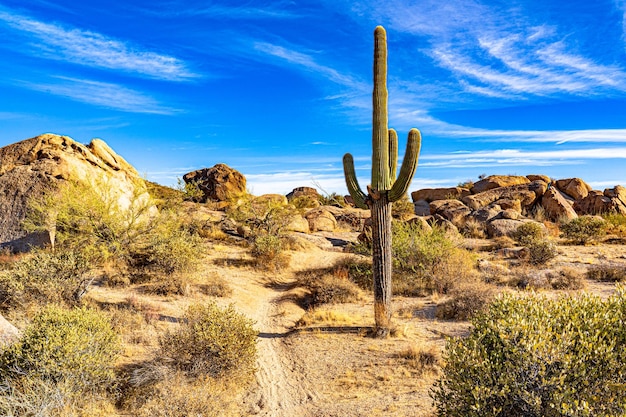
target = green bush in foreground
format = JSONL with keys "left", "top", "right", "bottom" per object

{"left": 432, "top": 290, "right": 626, "bottom": 416}
{"left": 0, "top": 306, "right": 120, "bottom": 393}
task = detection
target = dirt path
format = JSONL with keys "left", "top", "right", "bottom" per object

{"left": 212, "top": 245, "right": 347, "bottom": 417}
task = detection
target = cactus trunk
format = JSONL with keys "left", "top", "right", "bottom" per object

{"left": 342, "top": 26, "right": 421, "bottom": 337}
{"left": 371, "top": 195, "right": 392, "bottom": 336}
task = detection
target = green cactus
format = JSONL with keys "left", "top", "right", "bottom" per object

{"left": 343, "top": 25, "right": 422, "bottom": 336}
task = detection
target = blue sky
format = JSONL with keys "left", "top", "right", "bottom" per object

{"left": 1, "top": 0, "right": 626, "bottom": 196}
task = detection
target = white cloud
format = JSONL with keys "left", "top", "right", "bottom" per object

{"left": 420, "top": 147, "right": 626, "bottom": 169}
{"left": 21, "top": 77, "right": 179, "bottom": 114}
{"left": 0, "top": 9, "right": 197, "bottom": 81}
{"left": 254, "top": 42, "right": 368, "bottom": 91}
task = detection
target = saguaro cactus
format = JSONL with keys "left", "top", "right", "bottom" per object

{"left": 343, "top": 26, "right": 421, "bottom": 337}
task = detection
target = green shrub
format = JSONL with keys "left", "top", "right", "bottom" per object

{"left": 560, "top": 215, "right": 606, "bottom": 245}
{"left": 512, "top": 222, "right": 546, "bottom": 246}
{"left": 159, "top": 303, "right": 257, "bottom": 379}
{"left": 392, "top": 222, "right": 475, "bottom": 295}
{"left": 602, "top": 213, "right": 626, "bottom": 238}
{"left": 0, "top": 249, "right": 92, "bottom": 309}
{"left": 432, "top": 290, "right": 626, "bottom": 416}
{"left": 512, "top": 222, "right": 557, "bottom": 265}
{"left": 526, "top": 239, "right": 558, "bottom": 265}
{"left": 0, "top": 306, "right": 120, "bottom": 393}
{"left": 143, "top": 230, "right": 204, "bottom": 275}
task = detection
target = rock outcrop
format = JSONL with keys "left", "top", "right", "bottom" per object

{"left": 0, "top": 134, "right": 154, "bottom": 252}
{"left": 183, "top": 164, "right": 246, "bottom": 203}
{"left": 470, "top": 175, "right": 530, "bottom": 194}
{"left": 286, "top": 186, "right": 320, "bottom": 201}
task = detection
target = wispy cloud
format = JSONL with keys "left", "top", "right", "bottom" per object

{"left": 0, "top": 9, "right": 197, "bottom": 81}
{"left": 421, "top": 147, "right": 626, "bottom": 169}
{"left": 153, "top": 2, "right": 302, "bottom": 20}
{"left": 21, "top": 76, "right": 180, "bottom": 114}
{"left": 254, "top": 41, "right": 367, "bottom": 91}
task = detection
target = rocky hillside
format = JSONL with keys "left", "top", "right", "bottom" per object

{"left": 0, "top": 134, "right": 153, "bottom": 251}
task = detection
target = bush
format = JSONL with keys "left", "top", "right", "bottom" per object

{"left": 512, "top": 222, "right": 546, "bottom": 246}
{"left": 603, "top": 213, "right": 626, "bottom": 237}
{"left": 0, "top": 249, "right": 92, "bottom": 309}
{"left": 391, "top": 194, "right": 415, "bottom": 220}
{"left": 586, "top": 264, "right": 626, "bottom": 282}
{"left": 142, "top": 230, "right": 204, "bottom": 275}
{"left": 0, "top": 306, "right": 120, "bottom": 393}
{"left": 526, "top": 239, "right": 558, "bottom": 265}
{"left": 432, "top": 290, "right": 626, "bottom": 416}
{"left": 392, "top": 222, "right": 476, "bottom": 295}
{"left": 296, "top": 268, "right": 362, "bottom": 307}
{"left": 159, "top": 303, "right": 257, "bottom": 379}
{"left": 560, "top": 215, "right": 606, "bottom": 244}
{"left": 512, "top": 222, "right": 557, "bottom": 265}
{"left": 435, "top": 281, "right": 497, "bottom": 321}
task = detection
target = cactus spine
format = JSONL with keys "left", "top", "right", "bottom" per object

{"left": 342, "top": 26, "right": 421, "bottom": 337}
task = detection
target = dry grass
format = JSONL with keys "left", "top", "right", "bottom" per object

{"left": 587, "top": 263, "right": 626, "bottom": 282}
{"left": 436, "top": 281, "right": 498, "bottom": 320}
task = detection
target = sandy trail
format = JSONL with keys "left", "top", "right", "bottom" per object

{"left": 215, "top": 247, "right": 346, "bottom": 417}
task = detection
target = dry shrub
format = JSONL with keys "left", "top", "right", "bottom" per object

{"left": 603, "top": 213, "right": 626, "bottom": 237}
{"left": 587, "top": 264, "right": 626, "bottom": 282}
{"left": 296, "top": 308, "right": 361, "bottom": 327}
{"left": 436, "top": 281, "right": 497, "bottom": 321}
{"left": 251, "top": 234, "right": 290, "bottom": 271}
{"left": 489, "top": 236, "right": 516, "bottom": 250}
{"left": 159, "top": 303, "right": 257, "bottom": 379}
{"left": 392, "top": 222, "right": 477, "bottom": 296}
{"left": 196, "top": 273, "right": 233, "bottom": 297}
{"left": 124, "top": 371, "right": 241, "bottom": 417}
{"left": 144, "top": 274, "right": 191, "bottom": 296}
{"left": 547, "top": 267, "right": 586, "bottom": 290}
{"left": 0, "top": 249, "right": 92, "bottom": 310}
{"left": 460, "top": 218, "right": 486, "bottom": 239}
{"left": 396, "top": 342, "right": 440, "bottom": 375}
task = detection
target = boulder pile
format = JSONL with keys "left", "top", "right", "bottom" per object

{"left": 411, "top": 175, "right": 626, "bottom": 238}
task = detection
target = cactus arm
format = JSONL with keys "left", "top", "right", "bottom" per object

{"left": 388, "top": 128, "right": 421, "bottom": 202}
{"left": 388, "top": 128, "right": 398, "bottom": 180}
{"left": 372, "top": 25, "right": 389, "bottom": 191}
{"left": 342, "top": 153, "right": 369, "bottom": 209}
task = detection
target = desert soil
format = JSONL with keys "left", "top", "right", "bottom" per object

{"left": 89, "top": 234, "right": 625, "bottom": 416}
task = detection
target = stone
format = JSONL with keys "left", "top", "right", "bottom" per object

{"left": 0, "top": 134, "right": 155, "bottom": 252}
{"left": 285, "top": 214, "right": 310, "bottom": 233}
{"left": 470, "top": 175, "right": 530, "bottom": 194}
{"left": 604, "top": 185, "right": 626, "bottom": 205}
{"left": 0, "top": 313, "right": 19, "bottom": 347}
{"left": 411, "top": 187, "right": 470, "bottom": 203}
{"left": 305, "top": 208, "right": 337, "bottom": 232}
{"left": 463, "top": 180, "right": 547, "bottom": 210}
{"left": 555, "top": 178, "right": 592, "bottom": 200}
{"left": 413, "top": 199, "right": 431, "bottom": 216}
{"left": 469, "top": 206, "right": 502, "bottom": 223}
{"left": 574, "top": 191, "right": 611, "bottom": 215}
{"left": 429, "top": 199, "right": 472, "bottom": 227}
{"left": 286, "top": 186, "right": 320, "bottom": 201}
{"left": 541, "top": 187, "right": 578, "bottom": 221}
{"left": 486, "top": 219, "right": 532, "bottom": 238}
{"left": 183, "top": 164, "right": 246, "bottom": 202}
{"left": 526, "top": 174, "right": 551, "bottom": 183}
